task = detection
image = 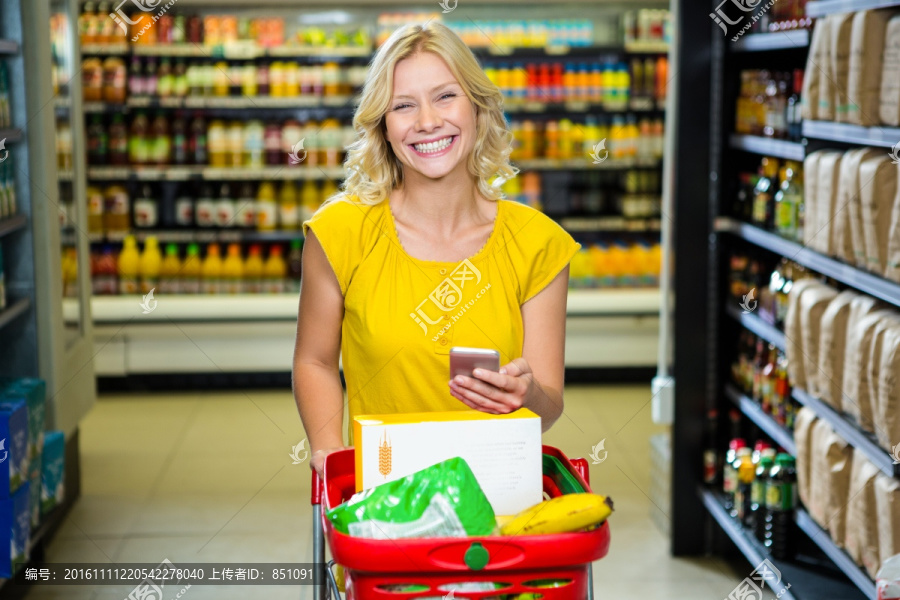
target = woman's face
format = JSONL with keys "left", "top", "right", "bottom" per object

{"left": 384, "top": 51, "right": 478, "bottom": 182}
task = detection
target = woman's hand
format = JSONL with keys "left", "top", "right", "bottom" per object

{"left": 311, "top": 446, "right": 352, "bottom": 477}
{"left": 448, "top": 357, "right": 535, "bottom": 414}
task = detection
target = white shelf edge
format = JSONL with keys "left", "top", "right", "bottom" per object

{"left": 724, "top": 302, "right": 786, "bottom": 351}
{"left": 728, "top": 134, "right": 806, "bottom": 161}
{"left": 802, "top": 119, "right": 900, "bottom": 148}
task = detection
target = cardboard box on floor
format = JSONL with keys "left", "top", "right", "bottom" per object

{"left": 353, "top": 409, "right": 542, "bottom": 516}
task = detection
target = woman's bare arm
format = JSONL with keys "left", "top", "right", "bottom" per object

{"left": 293, "top": 230, "right": 347, "bottom": 473}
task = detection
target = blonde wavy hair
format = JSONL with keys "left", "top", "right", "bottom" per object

{"left": 327, "top": 21, "right": 517, "bottom": 207}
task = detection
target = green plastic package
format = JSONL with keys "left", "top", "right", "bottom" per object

{"left": 326, "top": 457, "right": 496, "bottom": 539}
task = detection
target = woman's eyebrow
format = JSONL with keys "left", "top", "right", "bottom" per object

{"left": 392, "top": 81, "right": 461, "bottom": 100}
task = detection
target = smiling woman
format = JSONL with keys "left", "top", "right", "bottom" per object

{"left": 293, "top": 22, "right": 581, "bottom": 477}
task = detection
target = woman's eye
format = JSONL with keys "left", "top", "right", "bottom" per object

{"left": 439, "top": 92, "right": 456, "bottom": 100}
{"left": 392, "top": 103, "right": 412, "bottom": 111}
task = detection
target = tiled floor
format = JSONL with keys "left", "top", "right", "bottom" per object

{"left": 22, "top": 385, "right": 755, "bottom": 600}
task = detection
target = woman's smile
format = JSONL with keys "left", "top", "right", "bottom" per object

{"left": 409, "top": 135, "right": 457, "bottom": 156}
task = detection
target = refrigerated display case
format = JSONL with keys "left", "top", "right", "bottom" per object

{"left": 62, "top": 0, "right": 670, "bottom": 377}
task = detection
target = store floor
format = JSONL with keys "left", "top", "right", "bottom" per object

{"left": 25, "top": 385, "right": 757, "bottom": 600}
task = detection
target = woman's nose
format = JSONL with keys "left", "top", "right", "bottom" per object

{"left": 416, "top": 103, "right": 443, "bottom": 131}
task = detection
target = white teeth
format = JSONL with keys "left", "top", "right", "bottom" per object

{"left": 413, "top": 137, "right": 453, "bottom": 153}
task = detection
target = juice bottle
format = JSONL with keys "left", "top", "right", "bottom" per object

{"left": 134, "top": 184, "right": 158, "bottom": 228}
{"left": 270, "top": 62, "right": 285, "bottom": 97}
{"left": 213, "top": 62, "right": 230, "bottom": 96}
{"left": 544, "top": 120, "right": 559, "bottom": 160}
{"left": 181, "top": 243, "right": 202, "bottom": 294}
{"left": 284, "top": 62, "right": 301, "bottom": 97}
{"left": 558, "top": 119, "right": 573, "bottom": 159}
{"left": 227, "top": 122, "right": 244, "bottom": 167}
{"left": 139, "top": 236, "right": 162, "bottom": 295}
{"left": 144, "top": 58, "right": 158, "bottom": 95}
{"left": 109, "top": 114, "right": 129, "bottom": 166}
{"left": 256, "top": 182, "right": 278, "bottom": 231}
{"left": 263, "top": 245, "right": 287, "bottom": 293}
{"left": 129, "top": 112, "right": 150, "bottom": 165}
{"left": 173, "top": 61, "right": 189, "bottom": 97}
{"left": 287, "top": 239, "right": 303, "bottom": 293}
{"left": 241, "top": 64, "right": 258, "bottom": 97}
{"left": 160, "top": 243, "right": 181, "bottom": 294}
{"left": 103, "top": 57, "right": 127, "bottom": 103}
{"left": 323, "top": 62, "right": 340, "bottom": 96}
{"left": 104, "top": 184, "right": 130, "bottom": 233}
{"left": 171, "top": 115, "right": 188, "bottom": 165}
{"left": 236, "top": 183, "right": 256, "bottom": 229}
{"left": 562, "top": 64, "right": 577, "bottom": 102}
{"left": 216, "top": 183, "right": 236, "bottom": 228}
{"left": 150, "top": 113, "right": 171, "bottom": 165}
{"left": 300, "top": 179, "right": 319, "bottom": 222}
{"left": 118, "top": 235, "right": 141, "bottom": 294}
{"left": 201, "top": 243, "right": 223, "bottom": 294}
{"left": 244, "top": 244, "right": 264, "bottom": 294}
{"left": 207, "top": 120, "right": 227, "bottom": 167}
{"left": 731, "top": 446, "right": 753, "bottom": 519}
{"left": 222, "top": 243, "right": 244, "bottom": 294}
{"left": 282, "top": 120, "right": 303, "bottom": 166}
{"left": 157, "top": 59, "right": 174, "bottom": 97}
{"left": 94, "top": 246, "right": 119, "bottom": 295}
{"left": 278, "top": 181, "right": 299, "bottom": 230}
{"left": 195, "top": 183, "right": 216, "bottom": 228}
{"left": 244, "top": 120, "right": 265, "bottom": 168}
{"left": 265, "top": 122, "right": 282, "bottom": 166}
{"left": 87, "top": 186, "right": 104, "bottom": 233}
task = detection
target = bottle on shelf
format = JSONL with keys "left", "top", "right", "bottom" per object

{"left": 222, "top": 244, "right": 244, "bottom": 294}
{"left": 171, "top": 115, "right": 189, "bottom": 166}
{"left": 118, "top": 235, "right": 141, "bottom": 295}
{"left": 87, "top": 186, "right": 104, "bottom": 233}
{"left": 139, "top": 236, "right": 162, "bottom": 295}
{"left": 189, "top": 113, "right": 208, "bottom": 166}
{"left": 703, "top": 408, "right": 719, "bottom": 486}
{"left": 109, "top": 114, "right": 129, "bottom": 166}
{"left": 256, "top": 182, "right": 278, "bottom": 231}
{"left": 87, "top": 115, "right": 108, "bottom": 166}
{"left": 751, "top": 450, "right": 776, "bottom": 541}
{"left": 287, "top": 239, "right": 303, "bottom": 293}
{"left": 264, "top": 245, "right": 287, "bottom": 293}
{"left": 93, "top": 246, "right": 119, "bottom": 295}
{"left": 732, "top": 446, "right": 754, "bottom": 521}
{"left": 723, "top": 437, "right": 747, "bottom": 514}
{"left": 160, "top": 244, "right": 181, "bottom": 295}
{"left": 751, "top": 157, "right": 779, "bottom": 230}
{"left": 773, "top": 161, "right": 802, "bottom": 241}
{"left": 236, "top": 183, "right": 257, "bottom": 229}
{"left": 764, "top": 453, "right": 797, "bottom": 560}
{"left": 215, "top": 183, "right": 236, "bottom": 229}
{"left": 104, "top": 184, "right": 130, "bottom": 234}
{"left": 195, "top": 184, "right": 216, "bottom": 228}
{"left": 244, "top": 244, "right": 264, "bottom": 294}
{"left": 201, "top": 243, "right": 223, "bottom": 295}
{"left": 134, "top": 184, "right": 159, "bottom": 229}
{"left": 181, "top": 243, "right": 202, "bottom": 294}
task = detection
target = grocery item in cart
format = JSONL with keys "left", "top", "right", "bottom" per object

{"left": 353, "top": 410, "right": 542, "bottom": 516}
{"left": 326, "top": 456, "right": 495, "bottom": 539}
{"left": 499, "top": 493, "right": 613, "bottom": 536}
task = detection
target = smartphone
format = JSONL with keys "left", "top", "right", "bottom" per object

{"left": 449, "top": 347, "right": 501, "bottom": 379}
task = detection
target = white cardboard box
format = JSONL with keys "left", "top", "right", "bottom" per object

{"left": 353, "top": 409, "right": 543, "bottom": 516}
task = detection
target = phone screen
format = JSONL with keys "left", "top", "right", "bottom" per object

{"left": 450, "top": 347, "right": 500, "bottom": 379}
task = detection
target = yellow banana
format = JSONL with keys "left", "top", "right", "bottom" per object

{"left": 500, "top": 493, "right": 614, "bottom": 536}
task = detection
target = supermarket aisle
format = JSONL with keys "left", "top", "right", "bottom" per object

{"left": 24, "top": 386, "right": 749, "bottom": 600}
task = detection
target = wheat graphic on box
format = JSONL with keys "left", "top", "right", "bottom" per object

{"left": 378, "top": 431, "right": 392, "bottom": 478}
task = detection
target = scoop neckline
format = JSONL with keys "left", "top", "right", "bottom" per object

{"left": 385, "top": 198, "right": 505, "bottom": 266}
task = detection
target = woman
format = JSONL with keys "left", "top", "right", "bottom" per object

{"left": 294, "top": 22, "right": 580, "bottom": 476}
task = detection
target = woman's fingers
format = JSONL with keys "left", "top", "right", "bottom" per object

{"left": 449, "top": 380, "right": 510, "bottom": 413}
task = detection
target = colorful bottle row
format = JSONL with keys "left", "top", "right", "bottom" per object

{"left": 66, "top": 238, "right": 304, "bottom": 297}
{"left": 569, "top": 242, "right": 661, "bottom": 288}
{"left": 731, "top": 330, "right": 796, "bottom": 429}
{"left": 485, "top": 62, "right": 642, "bottom": 107}
{"left": 85, "top": 180, "right": 337, "bottom": 234}
{"left": 733, "top": 156, "right": 805, "bottom": 242}
{"left": 509, "top": 116, "right": 664, "bottom": 161}
{"left": 735, "top": 69, "right": 805, "bottom": 141}
{"left": 374, "top": 17, "right": 594, "bottom": 49}
{"left": 622, "top": 9, "right": 671, "bottom": 46}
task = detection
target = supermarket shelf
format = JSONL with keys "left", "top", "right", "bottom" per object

{"left": 0, "top": 39, "right": 19, "bottom": 55}
{"left": 700, "top": 487, "right": 871, "bottom": 600}
{"left": 566, "top": 288, "right": 660, "bottom": 316}
{"left": 73, "top": 229, "right": 303, "bottom": 245}
{"left": 515, "top": 157, "right": 661, "bottom": 171}
{"left": 794, "top": 509, "right": 876, "bottom": 599}
{"left": 504, "top": 99, "right": 664, "bottom": 114}
{"left": 58, "top": 171, "right": 73, "bottom": 181}
{"left": 80, "top": 43, "right": 129, "bottom": 55}
{"left": 698, "top": 487, "right": 797, "bottom": 600}
{"left": 723, "top": 384, "right": 796, "bottom": 454}
{"left": 68, "top": 288, "right": 660, "bottom": 323}
{"left": 559, "top": 216, "right": 661, "bottom": 233}
{"left": 0, "top": 128, "right": 23, "bottom": 144}
{"left": 623, "top": 40, "right": 670, "bottom": 54}
{"left": 130, "top": 44, "right": 371, "bottom": 59}
{"left": 806, "top": 0, "right": 900, "bottom": 17}
{"left": 0, "top": 298, "right": 31, "bottom": 333}
{"left": 728, "top": 134, "right": 806, "bottom": 161}
{"left": 802, "top": 119, "right": 900, "bottom": 148}
{"left": 791, "top": 387, "right": 899, "bottom": 478}
{"left": 716, "top": 217, "right": 900, "bottom": 309}
{"left": 125, "top": 95, "right": 357, "bottom": 110}
{"left": 725, "top": 302, "right": 786, "bottom": 351}
{"left": 731, "top": 29, "right": 811, "bottom": 52}
{"left": 86, "top": 165, "right": 346, "bottom": 181}
{"left": 0, "top": 214, "right": 27, "bottom": 239}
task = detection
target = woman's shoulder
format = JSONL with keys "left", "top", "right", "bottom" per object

{"left": 302, "top": 194, "right": 388, "bottom": 238}
{"left": 497, "top": 199, "right": 570, "bottom": 242}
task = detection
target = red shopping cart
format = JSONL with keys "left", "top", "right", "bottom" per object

{"left": 310, "top": 445, "right": 611, "bottom": 600}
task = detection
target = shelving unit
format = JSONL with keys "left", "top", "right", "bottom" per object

{"left": 731, "top": 29, "right": 811, "bottom": 52}
{"left": 728, "top": 134, "right": 806, "bottom": 161}
{"left": 0, "top": 298, "right": 31, "bottom": 333}
{"left": 672, "top": 0, "right": 895, "bottom": 596}
{"left": 723, "top": 384, "right": 796, "bottom": 454}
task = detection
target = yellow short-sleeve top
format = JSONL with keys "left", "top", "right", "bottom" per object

{"left": 302, "top": 197, "right": 580, "bottom": 441}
